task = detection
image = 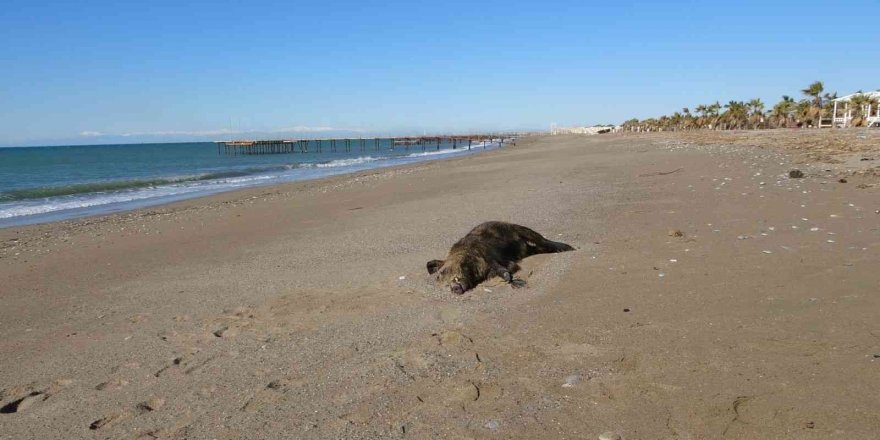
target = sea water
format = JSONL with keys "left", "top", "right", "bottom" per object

{"left": 0, "top": 139, "right": 501, "bottom": 227}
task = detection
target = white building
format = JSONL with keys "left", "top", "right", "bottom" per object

{"left": 831, "top": 91, "right": 880, "bottom": 127}
{"left": 550, "top": 124, "right": 619, "bottom": 135}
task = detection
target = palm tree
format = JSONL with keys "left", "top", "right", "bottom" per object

{"left": 848, "top": 93, "right": 880, "bottom": 127}
{"left": 707, "top": 101, "right": 722, "bottom": 129}
{"left": 801, "top": 81, "right": 826, "bottom": 126}
{"left": 658, "top": 115, "right": 671, "bottom": 131}
{"left": 821, "top": 91, "right": 838, "bottom": 121}
{"left": 770, "top": 96, "right": 796, "bottom": 127}
{"left": 747, "top": 98, "right": 765, "bottom": 129}
{"left": 670, "top": 112, "right": 683, "bottom": 131}
{"left": 722, "top": 101, "right": 748, "bottom": 129}
{"left": 694, "top": 104, "right": 708, "bottom": 128}
{"left": 801, "top": 81, "right": 825, "bottom": 105}
{"left": 795, "top": 100, "right": 813, "bottom": 127}
{"left": 621, "top": 118, "right": 641, "bottom": 132}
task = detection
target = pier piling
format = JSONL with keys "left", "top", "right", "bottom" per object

{"left": 215, "top": 134, "right": 515, "bottom": 157}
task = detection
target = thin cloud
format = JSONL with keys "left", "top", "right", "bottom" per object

{"left": 120, "top": 128, "right": 238, "bottom": 137}
{"left": 79, "top": 131, "right": 103, "bottom": 136}
{"left": 113, "top": 125, "right": 360, "bottom": 137}
{"left": 270, "top": 126, "right": 339, "bottom": 133}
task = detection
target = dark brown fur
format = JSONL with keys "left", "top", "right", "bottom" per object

{"left": 427, "top": 221, "right": 575, "bottom": 294}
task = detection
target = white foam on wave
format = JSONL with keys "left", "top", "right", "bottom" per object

{"left": 405, "top": 149, "right": 462, "bottom": 158}
{"left": 403, "top": 141, "right": 501, "bottom": 158}
{"left": 313, "top": 156, "right": 381, "bottom": 168}
{"left": 0, "top": 187, "right": 190, "bottom": 219}
{"left": 212, "top": 174, "right": 278, "bottom": 185}
{"left": 0, "top": 174, "right": 282, "bottom": 220}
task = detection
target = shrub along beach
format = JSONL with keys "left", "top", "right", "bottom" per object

{"left": 622, "top": 81, "right": 880, "bottom": 131}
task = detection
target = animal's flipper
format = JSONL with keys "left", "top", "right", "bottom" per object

{"left": 514, "top": 224, "right": 575, "bottom": 255}
{"left": 491, "top": 261, "right": 527, "bottom": 289}
{"left": 528, "top": 238, "right": 574, "bottom": 255}
{"left": 490, "top": 261, "right": 511, "bottom": 282}
{"left": 543, "top": 240, "right": 575, "bottom": 253}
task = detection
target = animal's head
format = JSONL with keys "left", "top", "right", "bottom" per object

{"left": 426, "top": 255, "right": 479, "bottom": 295}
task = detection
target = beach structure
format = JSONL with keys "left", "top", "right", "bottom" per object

{"left": 215, "top": 135, "right": 515, "bottom": 156}
{"left": 550, "top": 124, "right": 619, "bottom": 135}
{"left": 830, "top": 91, "right": 880, "bottom": 128}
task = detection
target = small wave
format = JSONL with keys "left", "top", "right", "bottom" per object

{"left": 0, "top": 187, "right": 190, "bottom": 219}
{"left": 0, "top": 166, "right": 297, "bottom": 202}
{"left": 313, "top": 156, "right": 381, "bottom": 168}
{"left": 406, "top": 149, "right": 467, "bottom": 158}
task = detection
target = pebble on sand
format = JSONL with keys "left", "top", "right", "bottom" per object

{"left": 789, "top": 169, "right": 805, "bottom": 178}
{"left": 599, "top": 431, "right": 623, "bottom": 440}
{"left": 484, "top": 420, "right": 500, "bottom": 430}
{"left": 562, "top": 375, "right": 581, "bottom": 387}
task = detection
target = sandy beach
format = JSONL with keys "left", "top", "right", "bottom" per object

{"left": 1, "top": 130, "right": 879, "bottom": 439}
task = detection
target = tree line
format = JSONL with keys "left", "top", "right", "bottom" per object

{"left": 620, "top": 81, "right": 879, "bottom": 132}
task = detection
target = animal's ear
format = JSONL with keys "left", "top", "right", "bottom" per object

{"left": 426, "top": 260, "right": 444, "bottom": 275}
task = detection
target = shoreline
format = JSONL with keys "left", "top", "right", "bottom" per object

{"left": 0, "top": 146, "right": 507, "bottom": 264}
{"left": 0, "top": 142, "right": 505, "bottom": 232}
{"left": 0, "top": 140, "right": 504, "bottom": 229}
{"left": 1, "top": 132, "right": 878, "bottom": 438}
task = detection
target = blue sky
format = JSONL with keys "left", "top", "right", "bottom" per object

{"left": 1, "top": 0, "right": 878, "bottom": 146}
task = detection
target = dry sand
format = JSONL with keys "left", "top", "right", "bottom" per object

{"left": 1, "top": 130, "right": 879, "bottom": 439}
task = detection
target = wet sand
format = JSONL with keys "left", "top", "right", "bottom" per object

{"left": 1, "top": 130, "right": 879, "bottom": 439}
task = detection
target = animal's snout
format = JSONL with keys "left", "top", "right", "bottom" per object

{"left": 450, "top": 282, "right": 465, "bottom": 295}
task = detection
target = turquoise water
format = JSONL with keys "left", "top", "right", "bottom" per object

{"left": 0, "top": 139, "right": 499, "bottom": 227}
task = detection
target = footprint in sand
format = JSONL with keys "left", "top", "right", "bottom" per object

{"left": 136, "top": 397, "right": 165, "bottom": 413}
{"left": 433, "top": 330, "right": 474, "bottom": 347}
{"left": 0, "top": 391, "right": 46, "bottom": 414}
{"left": 212, "top": 325, "right": 237, "bottom": 338}
{"left": 95, "top": 378, "right": 129, "bottom": 391}
{"left": 153, "top": 353, "right": 218, "bottom": 377}
{"left": 205, "top": 305, "right": 260, "bottom": 339}
{"left": 89, "top": 413, "right": 125, "bottom": 430}
{"left": 0, "top": 378, "right": 74, "bottom": 414}
{"left": 240, "top": 380, "right": 287, "bottom": 413}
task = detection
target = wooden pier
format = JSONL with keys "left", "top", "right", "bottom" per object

{"left": 215, "top": 134, "right": 515, "bottom": 156}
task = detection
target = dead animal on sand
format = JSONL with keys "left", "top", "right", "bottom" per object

{"left": 427, "top": 221, "right": 575, "bottom": 294}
